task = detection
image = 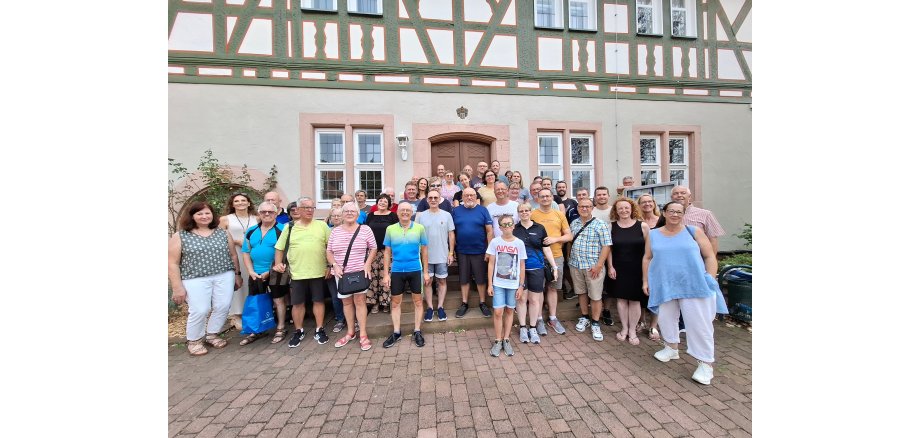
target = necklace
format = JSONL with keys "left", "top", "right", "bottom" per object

{"left": 234, "top": 212, "right": 251, "bottom": 232}
{"left": 192, "top": 228, "right": 213, "bottom": 238}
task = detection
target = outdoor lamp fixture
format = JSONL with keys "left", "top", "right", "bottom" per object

{"left": 396, "top": 132, "right": 409, "bottom": 161}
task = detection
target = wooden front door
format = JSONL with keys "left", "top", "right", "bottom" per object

{"left": 430, "top": 140, "right": 491, "bottom": 177}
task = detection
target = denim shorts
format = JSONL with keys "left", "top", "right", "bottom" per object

{"left": 428, "top": 263, "right": 448, "bottom": 279}
{"left": 491, "top": 285, "right": 517, "bottom": 309}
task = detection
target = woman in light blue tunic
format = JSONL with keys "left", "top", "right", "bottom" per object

{"left": 642, "top": 201, "right": 727, "bottom": 385}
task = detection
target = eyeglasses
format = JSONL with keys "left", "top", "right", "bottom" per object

{"left": 499, "top": 222, "right": 515, "bottom": 228}
{"left": 431, "top": 184, "right": 441, "bottom": 187}
{"left": 665, "top": 210, "right": 684, "bottom": 215}
{"left": 258, "top": 211, "right": 276, "bottom": 215}
{"left": 578, "top": 205, "right": 593, "bottom": 209}
{"left": 299, "top": 206, "right": 315, "bottom": 211}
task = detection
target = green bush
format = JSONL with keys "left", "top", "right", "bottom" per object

{"left": 718, "top": 253, "right": 752, "bottom": 270}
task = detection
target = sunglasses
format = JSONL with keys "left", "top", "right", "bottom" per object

{"left": 499, "top": 222, "right": 515, "bottom": 228}
{"left": 258, "top": 210, "right": 276, "bottom": 215}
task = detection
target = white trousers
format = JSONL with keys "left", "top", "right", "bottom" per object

{"left": 183, "top": 271, "right": 235, "bottom": 341}
{"left": 658, "top": 295, "right": 716, "bottom": 363}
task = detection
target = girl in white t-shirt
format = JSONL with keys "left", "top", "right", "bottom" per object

{"left": 485, "top": 214, "right": 527, "bottom": 358}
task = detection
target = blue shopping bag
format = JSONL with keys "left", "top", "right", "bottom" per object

{"left": 240, "top": 292, "right": 276, "bottom": 335}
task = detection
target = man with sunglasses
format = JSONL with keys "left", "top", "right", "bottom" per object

{"left": 415, "top": 180, "right": 453, "bottom": 214}
{"left": 415, "top": 189, "right": 456, "bottom": 322}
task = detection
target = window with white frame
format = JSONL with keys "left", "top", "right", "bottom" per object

{"left": 534, "top": 0, "right": 564, "bottom": 29}
{"left": 316, "top": 130, "right": 346, "bottom": 202}
{"left": 301, "top": 0, "right": 336, "bottom": 11}
{"left": 569, "top": 134, "right": 594, "bottom": 192}
{"left": 568, "top": 0, "right": 597, "bottom": 31}
{"left": 668, "top": 135, "right": 688, "bottom": 184}
{"left": 636, "top": 0, "right": 663, "bottom": 35}
{"left": 670, "top": 0, "right": 696, "bottom": 37}
{"left": 538, "top": 133, "right": 563, "bottom": 184}
{"left": 354, "top": 130, "right": 384, "bottom": 197}
{"left": 348, "top": 0, "right": 382, "bottom": 15}
{"left": 639, "top": 135, "right": 660, "bottom": 185}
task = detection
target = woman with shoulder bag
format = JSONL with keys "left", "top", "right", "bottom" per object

{"left": 326, "top": 202, "right": 378, "bottom": 351}
{"left": 642, "top": 201, "right": 728, "bottom": 385}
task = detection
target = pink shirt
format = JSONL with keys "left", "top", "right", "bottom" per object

{"left": 681, "top": 205, "right": 724, "bottom": 238}
{"left": 327, "top": 225, "right": 377, "bottom": 273}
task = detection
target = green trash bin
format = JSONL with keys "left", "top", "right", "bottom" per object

{"left": 718, "top": 265, "right": 751, "bottom": 322}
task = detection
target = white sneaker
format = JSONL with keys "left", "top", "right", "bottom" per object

{"left": 519, "top": 327, "right": 529, "bottom": 343}
{"left": 575, "top": 317, "right": 590, "bottom": 332}
{"left": 692, "top": 361, "right": 713, "bottom": 385}
{"left": 654, "top": 345, "right": 680, "bottom": 362}
{"left": 529, "top": 328, "right": 540, "bottom": 344}
{"left": 590, "top": 323, "right": 603, "bottom": 341}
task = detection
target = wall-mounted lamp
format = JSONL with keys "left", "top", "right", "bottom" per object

{"left": 396, "top": 132, "right": 409, "bottom": 161}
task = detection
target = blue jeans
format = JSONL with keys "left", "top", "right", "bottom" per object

{"left": 327, "top": 278, "right": 345, "bottom": 322}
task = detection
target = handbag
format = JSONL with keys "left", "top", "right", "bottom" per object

{"left": 240, "top": 292, "right": 276, "bottom": 335}
{"left": 248, "top": 277, "right": 268, "bottom": 296}
{"left": 268, "top": 223, "right": 293, "bottom": 286}
{"left": 338, "top": 226, "right": 371, "bottom": 295}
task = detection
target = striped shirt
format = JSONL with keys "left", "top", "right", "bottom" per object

{"left": 682, "top": 205, "right": 724, "bottom": 238}
{"left": 568, "top": 217, "right": 612, "bottom": 269}
{"left": 327, "top": 225, "right": 377, "bottom": 273}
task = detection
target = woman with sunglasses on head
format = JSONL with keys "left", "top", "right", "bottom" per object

{"left": 239, "top": 201, "right": 288, "bottom": 346}
{"left": 365, "top": 194, "right": 398, "bottom": 314}
{"left": 169, "top": 202, "right": 243, "bottom": 355}
{"left": 326, "top": 203, "right": 378, "bottom": 351}
{"left": 218, "top": 192, "right": 258, "bottom": 330}
{"left": 643, "top": 201, "right": 728, "bottom": 385}
{"left": 636, "top": 193, "right": 663, "bottom": 340}
{"left": 486, "top": 214, "right": 528, "bottom": 357}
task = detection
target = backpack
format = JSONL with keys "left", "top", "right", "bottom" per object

{"left": 243, "top": 223, "right": 284, "bottom": 251}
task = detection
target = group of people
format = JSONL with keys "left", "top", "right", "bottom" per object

{"left": 167, "top": 161, "right": 730, "bottom": 385}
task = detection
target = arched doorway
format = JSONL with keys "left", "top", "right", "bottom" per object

{"left": 430, "top": 136, "right": 492, "bottom": 177}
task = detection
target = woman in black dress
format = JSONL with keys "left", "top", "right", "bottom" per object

{"left": 364, "top": 194, "right": 398, "bottom": 313}
{"left": 607, "top": 197, "right": 650, "bottom": 345}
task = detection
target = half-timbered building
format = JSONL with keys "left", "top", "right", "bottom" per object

{"left": 168, "top": 0, "right": 751, "bottom": 249}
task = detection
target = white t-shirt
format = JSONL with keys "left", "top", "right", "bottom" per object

{"left": 485, "top": 236, "right": 528, "bottom": 290}
{"left": 592, "top": 205, "right": 612, "bottom": 227}
{"left": 486, "top": 201, "right": 519, "bottom": 237}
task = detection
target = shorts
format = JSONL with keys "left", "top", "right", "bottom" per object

{"left": 458, "top": 253, "right": 487, "bottom": 285}
{"left": 391, "top": 271, "right": 422, "bottom": 296}
{"left": 269, "top": 283, "right": 289, "bottom": 300}
{"left": 491, "top": 286, "right": 517, "bottom": 309}
{"left": 523, "top": 269, "right": 545, "bottom": 293}
{"left": 545, "top": 257, "right": 564, "bottom": 290}
{"left": 428, "top": 263, "right": 448, "bottom": 279}
{"left": 570, "top": 267, "right": 605, "bottom": 301}
{"left": 290, "top": 277, "right": 325, "bottom": 305}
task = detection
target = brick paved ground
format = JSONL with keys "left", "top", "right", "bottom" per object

{"left": 168, "top": 323, "right": 751, "bottom": 437}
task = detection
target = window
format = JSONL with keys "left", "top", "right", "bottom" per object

{"left": 316, "top": 130, "right": 345, "bottom": 201}
{"left": 353, "top": 130, "right": 384, "bottom": 197}
{"left": 534, "top": 0, "right": 563, "bottom": 29}
{"left": 569, "top": 134, "right": 594, "bottom": 192}
{"left": 301, "top": 0, "right": 336, "bottom": 11}
{"left": 636, "top": 0, "right": 663, "bottom": 35}
{"left": 538, "top": 133, "right": 563, "bottom": 186}
{"left": 568, "top": 0, "right": 597, "bottom": 31}
{"left": 668, "top": 136, "right": 688, "bottom": 184}
{"left": 639, "top": 135, "right": 660, "bottom": 185}
{"left": 670, "top": 0, "right": 696, "bottom": 37}
{"left": 347, "top": 0, "right": 382, "bottom": 15}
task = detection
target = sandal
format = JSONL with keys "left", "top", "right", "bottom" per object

{"left": 239, "top": 333, "right": 259, "bottom": 346}
{"left": 359, "top": 336, "right": 373, "bottom": 351}
{"left": 271, "top": 328, "right": 288, "bottom": 344}
{"left": 615, "top": 331, "right": 627, "bottom": 342}
{"left": 205, "top": 334, "right": 227, "bottom": 349}
{"left": 187, "top": 339, "right": 208, "bottom": 356}
{"left": 628, "top": 335, "right": 641, "bottom": 346}
{"left": 648, "top": 327, "right": 660, "bottom": 341}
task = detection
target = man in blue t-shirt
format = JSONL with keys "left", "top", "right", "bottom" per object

{"left": 451, "top": 188, "right": 494, "bottom": 318}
